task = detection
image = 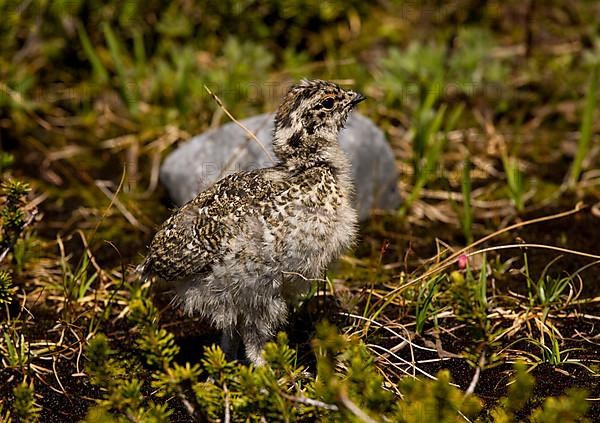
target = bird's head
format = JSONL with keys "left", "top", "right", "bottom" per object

{"left": 273, "top": 79, "right": 366, "bottom": 166}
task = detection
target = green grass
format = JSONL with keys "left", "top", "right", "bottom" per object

{"left": 1, "top": 1, "right": 600, "bottom": 421}
{"left": 460, "top": 157, "right": 474, "bottom": 245}
{"left": 414, "top": 274, "right": 442, "bottom": 334}
{"left": 568, "top": 62, "right": 599, "bottom": 188}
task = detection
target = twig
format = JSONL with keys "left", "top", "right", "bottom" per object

{"left": 279, "top": 392, "right": 339, "bottom": 411}
{"left": 341, "top": 313, "right": 436, "bottom": 353}
{"left": 177, "top": 391, "right": 198, "bottom": 420}
{"left": 338, "top": 388, "right": 379, "bottom": 423}
{"left": 224, "top": 383, "right": 231, "bottom": 423}
{"left": 95, "top": 180, "right": 149, "bottom": 233}
{"left": 52, "top": 356, "right": 68, "bottom": 395}
{"left": 466, "top": 243, "right": 600, "bottom": 261}
{"left": 380, "top": 203, "right": 587, "bottom": 305}
{"left": 88, "top": 166, "right": 128, "bottom": 244}
{"left": 203, "top": 84, "right": 274, "bottom": 162}
{"left": 0, "top": 247, "right": 9, "bottom": 263}
{"left": 217, "top": 114, "right": 273, "bottom": 181}
{"left": 144, "top": 151, "right": 161, "bottom": 196}
{"left": 76, "top": 230, "right": 106, "bottom": 280}
{"left": 465, "top": 352, "right": 485, "bottom": 395}
{"left": 366, "top": 344, "right": 443, "bottom": 382}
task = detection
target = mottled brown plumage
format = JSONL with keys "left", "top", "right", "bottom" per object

{"left": 139, "top": 79, "right": 365, "bottom": 365}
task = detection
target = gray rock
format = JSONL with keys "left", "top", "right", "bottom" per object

{"left": 160, "top": 112, "right": 400, "bottom": 221}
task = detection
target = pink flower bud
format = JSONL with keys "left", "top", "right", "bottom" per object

{"left": 458, "top": 254, "right": 468, "bottom": 269}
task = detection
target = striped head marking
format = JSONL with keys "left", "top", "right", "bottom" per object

{"left": 273, "top": 79, "right": 366, "bottom": 162}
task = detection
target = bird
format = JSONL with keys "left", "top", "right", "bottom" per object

{"left": 139, "top": 79, "right": 365, "bottom": 366}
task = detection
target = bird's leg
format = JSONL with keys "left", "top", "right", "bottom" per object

{"left": 240, "top": 325, "right": 269, "bottom": 366}
{"left": 220, "top": 326, "right": 241, "bottom": 361}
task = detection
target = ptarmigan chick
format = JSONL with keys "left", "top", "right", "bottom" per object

{"left": 139, "top": 79, "right": 365, "bottom": 365}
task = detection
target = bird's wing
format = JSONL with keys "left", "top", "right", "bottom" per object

{"left": 142, "top": 170, "right": 284, "bottom": 281}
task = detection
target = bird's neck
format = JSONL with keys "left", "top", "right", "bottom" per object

{"left": 273, "top": 132, "right": 353, "bottom": 192}
{"left": 274, "top": 131, "right": 342, "bottom": 166}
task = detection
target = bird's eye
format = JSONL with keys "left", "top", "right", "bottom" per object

{"left": 321, "top": 97, "right": 335, "bottom": 109}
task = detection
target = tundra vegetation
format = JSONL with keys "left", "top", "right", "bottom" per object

{"left": 0, "top": 1, "right": 599, "bottom": 421}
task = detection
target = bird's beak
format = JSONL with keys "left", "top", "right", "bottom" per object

{"left": 351, "top": 92, "right": 367, "bottom": 105}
